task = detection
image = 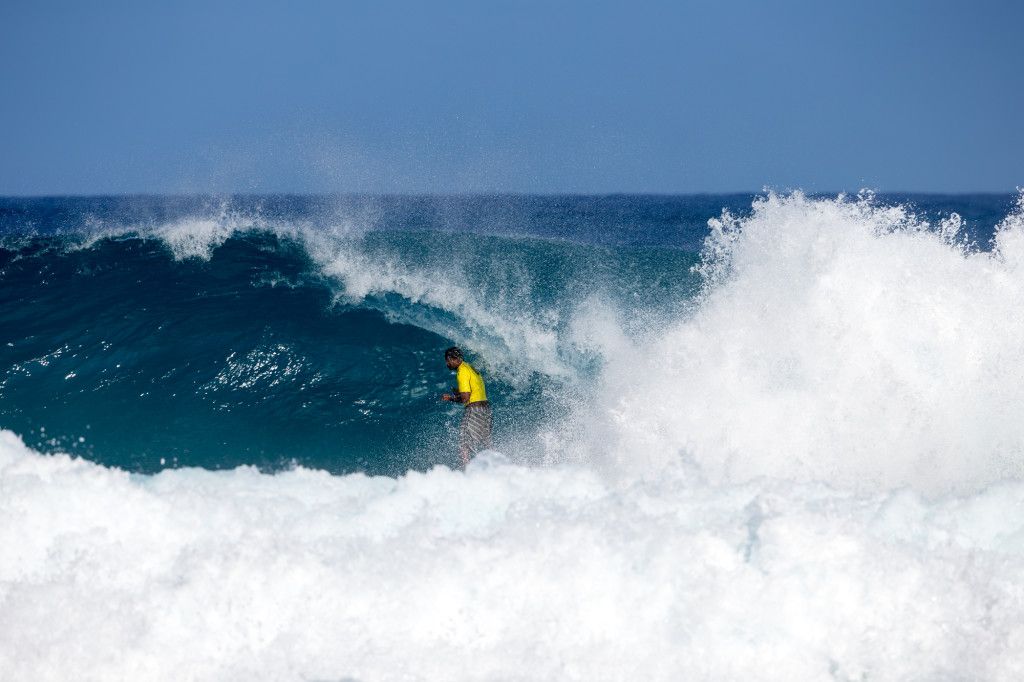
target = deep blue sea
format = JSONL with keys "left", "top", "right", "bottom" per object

{"left": 4, "top": 192, "right": 1024, "bottom": 678}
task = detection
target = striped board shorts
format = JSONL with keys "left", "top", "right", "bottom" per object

{"left": 459, "top": 401, "right": 493, "bottom": 455}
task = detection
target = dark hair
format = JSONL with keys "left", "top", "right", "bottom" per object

{"left": 444, "top": 346, "right": 463, "bottom": 361}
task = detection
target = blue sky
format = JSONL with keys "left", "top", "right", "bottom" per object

{"left": 1, "top": 0, "right": 1021, "bottom": 194}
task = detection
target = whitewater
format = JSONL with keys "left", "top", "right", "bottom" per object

{"left": 2, "top": 192, "right": 1024, "bottom": 680}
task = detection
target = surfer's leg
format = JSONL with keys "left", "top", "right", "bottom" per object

{"left": 458, "top": 411, "right": 473, "bottom": 468}
{"left": 478, "top": 404, "right": 492, "bottom": 449}
{"left": 458, "top": 404, "right": 492, "bottom": 467}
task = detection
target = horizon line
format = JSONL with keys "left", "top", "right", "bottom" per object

{"left": 1, "top": 189, "right": 1020, "bottom": 200}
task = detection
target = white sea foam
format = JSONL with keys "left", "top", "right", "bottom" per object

{"left": 571, "top": 192, "right": 1024, "bottom": 495}
{"left": 1, "top": 430, "right": 1023, "bottom": 680}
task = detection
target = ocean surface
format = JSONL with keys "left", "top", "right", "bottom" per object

{"left": 2, "top": 192, "right": 1024, "bottom": 680}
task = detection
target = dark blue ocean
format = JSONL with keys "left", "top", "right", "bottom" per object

{"left": 0, "top": 193, "right": 1016, "bottom": 475}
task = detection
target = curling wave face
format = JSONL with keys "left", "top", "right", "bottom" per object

{"left": 0, "top": 195, "right": 702, "bottom": 473}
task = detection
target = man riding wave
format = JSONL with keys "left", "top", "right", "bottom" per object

{"left": 440, "top": 346, "right": 492, "bottom": 468}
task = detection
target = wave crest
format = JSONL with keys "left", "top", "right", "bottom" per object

{"left": 578, "top": 191, "right": 1024, "bottom": 494}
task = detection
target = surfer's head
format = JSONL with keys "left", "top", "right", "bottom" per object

{"left": 444, "top": 346, "right": 463, "bottom": 370}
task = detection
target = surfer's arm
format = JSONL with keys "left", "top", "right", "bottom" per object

{"left": 441, "top": 391, "right": 471, "bottom": 403}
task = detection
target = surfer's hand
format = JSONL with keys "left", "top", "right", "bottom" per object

{"left": 441, "top": 393, "right": 451, "bottom": 402}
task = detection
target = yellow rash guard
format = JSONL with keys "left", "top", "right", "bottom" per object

{"left": 456, "top": 362, "right": 488, "bottom": 404}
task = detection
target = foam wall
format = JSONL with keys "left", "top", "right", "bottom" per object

{"left": 2, "top": 431, "right": 1023, "bottom": 681}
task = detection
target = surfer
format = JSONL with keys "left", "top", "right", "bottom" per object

{"left": 440, "top": 346, "right": 492, "bottom": 468}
